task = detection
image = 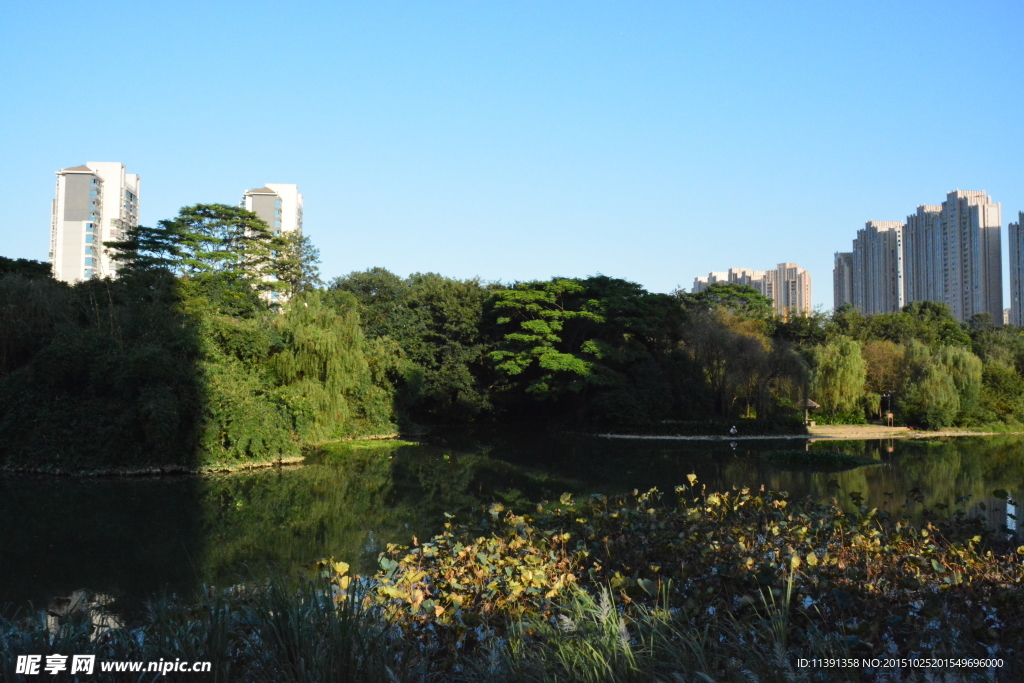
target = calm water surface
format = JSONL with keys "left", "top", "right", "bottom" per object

{"left": 2, "top": 429, "right": 1022, "bottom": 618}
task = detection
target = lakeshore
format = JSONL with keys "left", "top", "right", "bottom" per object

{"left": 599, "top": 423, "right": 1024, "bottom": 441}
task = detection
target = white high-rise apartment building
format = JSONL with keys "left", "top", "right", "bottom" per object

{"left": 851, "top": 221, "right": 904, "bottom": 315}
{"left": 763, "top": 263, "right": 813, "bottom": 318}
{"left": 1009, "top": 212, "right": 1024, "bottom": 326}
{"left": 902, "top": 190, "right": 1001, "bottom": 321}
{"left": 835, "top": 190, "right": 1003, "bottom": 323}
{"left": 241, "top": 184, "right": 304, "bottom": 302}
{"left": 936, "top": 190, "right": 1002, "bottom": 322}
{"left": 50, "top": 162, "right": 140, "bottom": 282}
{"left": 692, "top": 263, "right": 812, "bottom": 318}
{"left": 242, "top": 184, "right": 303, "bottom": 237}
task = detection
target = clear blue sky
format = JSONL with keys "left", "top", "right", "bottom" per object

{"left": 3, "top": 1, "right": 1022, "bottom": 309}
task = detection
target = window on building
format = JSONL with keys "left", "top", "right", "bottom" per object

{"left": 86, "top": 234, "right": 95, "bottom": 243}
{"left": 90, "top": 190, "right": 98, "bottom": 198}
{"left": 275, "top": 199, "right": 282, "bottom": 208}
{"left": 85, "top": 268, "right": 94, "bottom": 277}
{"left": 275, "top": 210, "right": 282, "bottom": 217}
{"left": 271, "top": 292, "right": 279, "bottom": 299}
{"left": 274, "top": 220, "right": 281, "bottom": 228}
{"left": 85, "top": 257, "right": 95, "bottom": 266}
{"left": 85, "top": 223, "right": 94, "bottom": 232}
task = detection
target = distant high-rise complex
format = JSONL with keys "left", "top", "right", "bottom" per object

{"left": 693, "top": 263, "right": 812, "bottom": 317}
{"left": 1009, "top": 212, "right": 1024, "bottom": 326}
{"left": 764, "top": 263, "right": 813, "bottom": 317}
{"left": 851, "top": 221, "right": 903, "bottom": 315}
{"left": 242, "top": 184, "right": 303, "bottom": 236}
{"left": 692, "top": 267, "right": 766, "bottom": 295}
{"left": 834, "top": 190, "right": 1003, "bottom": 324}
{"left": 50, "top": 162, "right": 140, "bottom": 282}
{"left": 833, "top": 252, "right": 853, "bottom": 309}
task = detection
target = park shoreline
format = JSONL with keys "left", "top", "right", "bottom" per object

{"left": 0, "top": 433, "right": 402, "bottom": 478}
{"left": 598, "top": 424, "right": 1023, "bottom": 441}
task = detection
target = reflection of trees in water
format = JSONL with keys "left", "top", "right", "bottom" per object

{"left": 197, "top": 442, "right": 586, "bottom": 585}
{"left": 6, "top": 433, "right": 1024, "bottom": 618}
{"left": 795, "top": 438, "right": 1024, "bottom": 537}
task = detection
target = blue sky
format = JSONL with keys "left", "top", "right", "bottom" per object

{"left": 3, "top": 1, "right": 1022, "bottom": 309}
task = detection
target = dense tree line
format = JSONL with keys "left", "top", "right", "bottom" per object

{"left": 5, "top": 203, "right": 1024, "bottom": 470}
{"left": 0, "top": 206, "right": 392, "bottom": 471}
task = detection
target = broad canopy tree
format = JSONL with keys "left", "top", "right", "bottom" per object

{"left": 106, "top": 204, "right": 320, "bottom": 300}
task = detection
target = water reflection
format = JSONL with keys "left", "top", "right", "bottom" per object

{"left": 1, "top": 432, "right": 1021, "bottom": 618}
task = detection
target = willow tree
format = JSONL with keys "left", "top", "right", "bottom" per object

{"left": 935, "top": 345, "right": 983, "bottom": 422}
{"left": 899, "top": 341, "right": 960, "bottom": 429}
{"left": 810, "top": 336, "right": 866, "bottom": 417}
{"left": 269, "top": 290, "right": 394, "bottom": 441}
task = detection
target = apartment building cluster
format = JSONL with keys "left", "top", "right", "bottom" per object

{"left": 49, "top": 161, "right": 303, "bottom": 284}
{"left": 692, "top": 263, "right": 813, "bottom": 317}
{"left": 833, "top": 190, "right": 1012, "bottom": 324}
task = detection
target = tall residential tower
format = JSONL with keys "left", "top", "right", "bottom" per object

{"left": 834, "top": 190, "right": 1003, "bottom": 323}
{"left": 1009, "top": 212, "right": 1024, "bottom": 326}
{"left": 833, "top": 252, "right": 853, "bottom": 310}
{"left": 242, "top": 184, "right": 304, "bottom": 236}
{"left": 50, "top": 162, "right": 140, "bottom": 282}
{"left": 851, "top": 221, "right": 904, "bottom": 315}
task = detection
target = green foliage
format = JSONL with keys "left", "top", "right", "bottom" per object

{"left": 273, "top": 230, "right": 323, "bottom": 297}
{"left": 0, "top": 269, "right": 395, "bottom": 470}
{"left": 489, "top": 278, "right": 604, "bottom": 398}
{"left": 0, "top": 256, "right": 52, "bottom": 279}
{"left": 679, "top": 282, "right": 773, "bottom": 318}
{"left": 269, "top": 290, "right": 393, "bottom": 441}
{"left": 333, "top": 269, "right": 494, "bottom": 420}
{"left": 809, "top": 336, "right": 866, "bottom": 416}
{"left": 935, "top": 344, "right": 983, "bottom": 422}
{"left": 829, "top": 300, "right": 971, "bottom": 347}
{"left": 899, "top": 342, "right": 961, "bottom": 429}
{"left": 0, "top": 271, "right": 203, "bottom": 469}
{"left": 107, "top": 204, "right": 287, "bottom": 297}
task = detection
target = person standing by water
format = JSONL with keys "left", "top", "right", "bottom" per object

{"left": 729, "top": 425, "right": 738, "bottom": 437}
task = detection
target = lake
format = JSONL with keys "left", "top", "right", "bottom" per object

{"left": 2, "top": 428, "right": 1022, "bottom": 618}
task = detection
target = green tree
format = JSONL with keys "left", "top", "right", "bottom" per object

{"left": 332, "top": 269, "right": 494, "bottom": 420}
{"left": 934, "top": 345, "right": 983, "bottom": 422}
{"left": 272, "top": 231, "right": 323, "bottom": 297}
{"left": 862, "top": 339, "right": 904, "bottom": 417}
{"left": 488, "top": 278, "right": 603, "bottom": 398}
{"left": 899, "top": 341, "right": 960, "bottom": 429}
{"left": 108, "top": 204, "right": 284, "bottom": 293}
{"left": 810, "top": 336, "right": 866, "bottom": 418}
{"left": 268, "top": 290, "right": 393, "bottom": 441}
{"left": 0, "top": 256, "right": 52, "bottom": 279}
{"left": 679, "top": 283, "right": 773, "bottom": 319}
